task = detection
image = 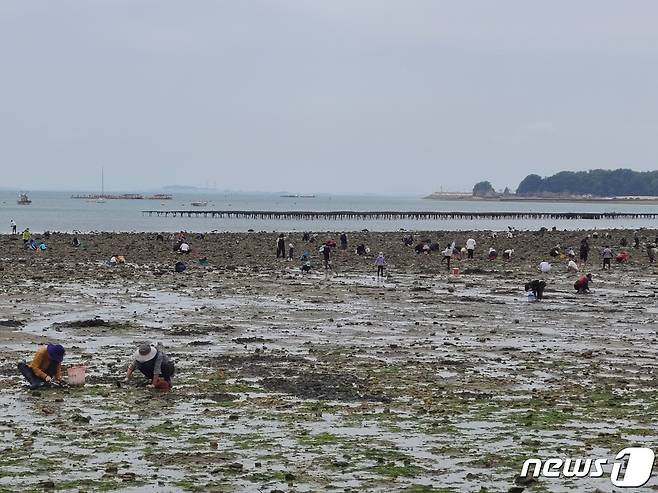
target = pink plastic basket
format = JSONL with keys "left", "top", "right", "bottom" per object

{"left": 67, "top": 365, "right": 86, "bottom": 386}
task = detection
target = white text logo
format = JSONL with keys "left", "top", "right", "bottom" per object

{"left": 521, "top": 448, "right": 654, "bottom": 487}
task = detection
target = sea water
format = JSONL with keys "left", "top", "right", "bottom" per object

{"left": 1, "top": 190, "right": 658, "bottom": 233}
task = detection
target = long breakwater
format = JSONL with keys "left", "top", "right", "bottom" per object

{"left": 141, "top": 210, "right": 658, "bottom": 221}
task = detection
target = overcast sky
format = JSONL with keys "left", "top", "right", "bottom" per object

{"left": 1, "top": 1, "right": 657, "bottom": 195}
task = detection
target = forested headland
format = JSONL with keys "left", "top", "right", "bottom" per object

{"left": 515, "top": 169, "right": 658, "bottom": 197}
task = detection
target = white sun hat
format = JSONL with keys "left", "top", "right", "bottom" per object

{"left": 134, "top": 344, "right": 157, "bottom": 363}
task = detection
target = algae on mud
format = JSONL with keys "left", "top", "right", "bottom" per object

{"left": 0, "top": 230, "right": 657, "bottom": 492}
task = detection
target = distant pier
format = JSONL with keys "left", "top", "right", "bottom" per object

{"left": 74, "top": 193, "right": 172, "bottom": 200}
{"left": 141, "top": 210, "right": 658, "bottom": 221}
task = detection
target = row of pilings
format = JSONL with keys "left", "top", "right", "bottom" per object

{"left": 141, "top": 210, "right": 658, "bottom": 221}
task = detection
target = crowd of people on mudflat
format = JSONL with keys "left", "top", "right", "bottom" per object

{"left": 270, "top": 229, "right": 657, "bottom": 298}
{"left": 9, "top": 219, "right": 657, "bottom": 289}
{"left": 8, "top": 222, "right": 658, "bottom": 391}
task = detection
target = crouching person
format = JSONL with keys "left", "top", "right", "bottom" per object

{"left": 125, "top": 343, "right": 175, "bottom": 391}
{"left": 574, "top": 273, "right": 593, "bottom": 294}
{"left": 18, "top": 343, "right": 65, "bottom": 390}
{"left": 524, "top": 280, "right": 546, "bottom": 300}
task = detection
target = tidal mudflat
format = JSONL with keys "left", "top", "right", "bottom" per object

{"left": 1, "top": 230, "right": 657, "bottom": 492}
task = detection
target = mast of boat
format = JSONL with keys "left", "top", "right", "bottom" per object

{"left": 94, "top": 167, "right": 107, "bottom": 202}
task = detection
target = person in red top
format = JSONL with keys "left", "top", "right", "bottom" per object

{"left": 615, "top": 250, "right": 630, "bottom": 263}
{"left": 574, "top": 273, "right": 593, "bottom": 294}
{"left": 18, "top": 344, "right": 65, "bottom": 390}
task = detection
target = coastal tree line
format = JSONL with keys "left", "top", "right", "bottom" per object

{"left": 474, "top": 169, "right": 658, "bottom": 197}
{"left": 517, "top": 169, "right": 658, "bottom": 196}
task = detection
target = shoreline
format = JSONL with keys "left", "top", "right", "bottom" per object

{"left": 424, "top": 193, "right": 658, "bottom": 204}
{"left": 10, "top": 222, "right": 658, "bottom": 235}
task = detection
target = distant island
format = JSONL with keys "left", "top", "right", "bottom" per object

{"left": 426, "top": 169, "right": 658, "bottom": 202}
{"left": 162, "top": 185, "right": 218, "bottom": 193}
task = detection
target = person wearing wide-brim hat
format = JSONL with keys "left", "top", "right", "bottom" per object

{"left": 124, "top": 343, "right": 175, "bottom": 390}
{"left": 18, "top": 343, "right": 65, "bottom": 390}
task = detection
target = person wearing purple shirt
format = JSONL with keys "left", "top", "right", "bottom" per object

{"left": 375, "top": 252, "right": 385, "bottom": 278}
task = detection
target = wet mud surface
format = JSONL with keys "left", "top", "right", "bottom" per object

{"left": 1, "top": 230, "right": 658, "bottom": 492}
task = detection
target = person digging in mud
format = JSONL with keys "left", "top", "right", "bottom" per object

{"left": 17, "top": 344, "right": 65, "bottom": 390}
{"left": 172, "top": 231, "right": 187, "bottom": 252}
{"left": 615, "top": 250, "right": 630, "bottom": 263}
{"left": 567, "top": 259, "right": 579, "bottom": 273}
{"left": 21, "top": 228, "right": 31, "bottom": 245}
{"left": 620, "top": 237, "right": 628, "bottom": 247}
{"left": 72, "top": 236, "right": 81, "bottom": 247}
{"left": 524, "top": 280, "right": 546, "bottom": 300}
{"left": 112, "top": 255, "right": 125, "bottom": 265}
{"left": 301, "top": 260, "right": 312, "bottom": 274}
{"left": 549, "top": 245, "right": 560, "bottom": 258}
{"left": 567, "top": 247, "right": 576, "bottom": 260}
{"left": 124, "top": 343, "right": 175, "bottom": 391}
{"left": 539, "top": 260, "right": 551, "bottom": 273}
{"left": 503, "top": 248, "right": 514, "bottom": 261}
{"left": 579, "top": 237, "right": 590, "bottom": 263}
{"left": 574, "top": 273, "right": 593, "bottom": 294}
{"left": 488, "top": 247, "right": 497, "bottom": 260}
{"left": 374, "top": 252, "right": 385, "bottom": 278}
{"left": 178, "top": 242, "right": 190, "bottom": 254}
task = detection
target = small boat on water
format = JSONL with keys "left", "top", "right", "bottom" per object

{"left": 17, "top": 192, "right": 32, "bottom": 205}
{"left": 191, "top": 200, "right": 209, "bottom": 207}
